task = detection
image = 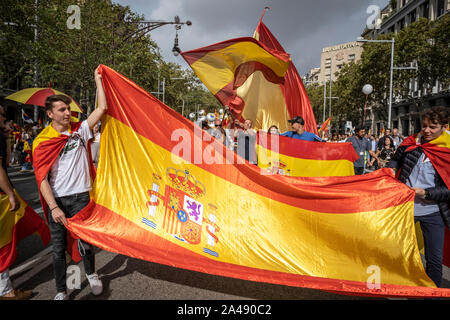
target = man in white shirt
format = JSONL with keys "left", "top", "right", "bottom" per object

{"left": 38, "top": 67, "right": 107, "bottom": 300}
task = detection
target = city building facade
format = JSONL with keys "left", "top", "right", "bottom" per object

{"left": 317, "top": 42, "right": 364, "bottom": 84}
{"left": 362, "top": 0, "right": 450, "bottom": 137}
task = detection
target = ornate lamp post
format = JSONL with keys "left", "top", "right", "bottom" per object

{"left": 362, "top": 84, "right": 373, "bottom": 128}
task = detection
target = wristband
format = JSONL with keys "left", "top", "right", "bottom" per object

{"left": 50, "top": 206, "right": 59, "bottom": 211}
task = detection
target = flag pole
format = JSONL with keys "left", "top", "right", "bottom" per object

{"left": 259, "top": 6, "right": 270, "bottom": 22}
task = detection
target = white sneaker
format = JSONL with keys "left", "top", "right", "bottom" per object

{"left": 54, "top": 292, "right": 68, "bottom": 300}
{"left": 86, "top": 273, "right": 103, "bottom": 296}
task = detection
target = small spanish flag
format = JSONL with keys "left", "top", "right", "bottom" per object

{"left": 0, "top": 191, "right": 50, "bottom": 272}
{"left": 257, "top": 131, "right": 358, "bottom": 177}
{"left": 318, "top": 117, "right": 331, "bottom": 134}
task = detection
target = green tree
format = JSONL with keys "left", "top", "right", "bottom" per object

{"left": 332, "top": 15, "right": 449, "bottom": 126}
{"left": 0, "top": 0, "right": 36, "bottom": 90}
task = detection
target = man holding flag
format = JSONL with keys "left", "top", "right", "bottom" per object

{"left": 388, "top": 106, "right": 450, "bottom": 287}
{"left": 281, "top": 116, "right": 322, "bottom": 142}
{"left": 33, "top": 66, "right": 107, "bottom": 300}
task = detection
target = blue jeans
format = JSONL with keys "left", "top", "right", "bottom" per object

{"left": 414, "top": 212, "right": 445, "bottom": 287}
{"left": 0, "top": 269, "right": 12, "bottom": 296}
{"left": 49, "top": 192, "right": 95, "bottom": 293}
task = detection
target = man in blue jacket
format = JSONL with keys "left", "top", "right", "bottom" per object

{"left": 281, "top": 116, "right": 322, "bottom": 142}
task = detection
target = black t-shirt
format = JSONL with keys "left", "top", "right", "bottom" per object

{"left": 378, "top": 147, "right": 395, "bottom": 161}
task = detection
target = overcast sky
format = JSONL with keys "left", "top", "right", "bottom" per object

{"left": 115, "top": 0, "right": 388, "bottom": 75}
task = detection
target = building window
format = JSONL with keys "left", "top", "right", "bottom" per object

{"left": 348, "top": 54, "right": 355, "bottom": 61}
{"left": 421, "top": 1, "right": 430, "bottom": 19}
{"left": 437, "top": 0, "right": 445, "bottom": 17}
{"left": 409, "top": 9, "right": 417, "bottom": 23}
{"left": 402, "top": 118, "right": 410, "bottom": 136}
{"left": 398, "top": 18, "right": 405, "bottom": 31}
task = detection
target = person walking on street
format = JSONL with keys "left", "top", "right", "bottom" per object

{"left": 391, "top": 128, "right": 403, "bottom": 148}
{"left": 346, "top": 127, "right": 375, "bottom": 175}
{"left": 388, "top": 106, "right": 450, "bottom": 287}
{"left": 32, "top": 66, "right": 108, "bottom": 300}
{"left": 234, "top": 119, "right": 257, "bottom": 165}
{"left": 373, "top": 136, "right": 395, "bottom": 169}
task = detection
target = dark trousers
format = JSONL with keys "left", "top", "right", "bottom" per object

{"left": 48, "top": 191, "right": 95, "bottom": 292}
{"left": 414, "top": 212, "right": 445, "bottom": 287}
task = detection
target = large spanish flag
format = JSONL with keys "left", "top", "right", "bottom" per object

{"left": 257, "top": 133, "right": 358, "bottom": 177}
{"left": 66, "top": 65, "right": 450, "bottom": 298}
{"left": 0, "top": 191, "right": 50, "bottom": 272}
{"left": 181, "top": 37, "right": 290, "bottom": 128}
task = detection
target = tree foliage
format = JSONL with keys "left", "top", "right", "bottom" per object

{"left": 0, "top": 0, "right": 219, "bottom": 116}
{"left": 330, "top": 15, "right": 449, "bottom": 127}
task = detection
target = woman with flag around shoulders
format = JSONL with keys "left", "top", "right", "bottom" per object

{"left": 32, "top": 66, "right": 107, "bottom": 300}
{"left": 388, "top": 106, "right": 450, "bottom": 288}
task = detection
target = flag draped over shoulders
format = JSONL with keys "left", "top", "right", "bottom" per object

{"left": 399, "top": 131, "right": 450, "bottom": 267}
{"left": 401, "top": 132, "right": 450, "bottom": 188}
{"left": 32, "top": 121, "right": 84, "bottom": 262}
{"left": 33, "top": 122, "right": 83, "bottom": 196}
{"left": 63, "top": 65, "right": 450, "bottom": 298}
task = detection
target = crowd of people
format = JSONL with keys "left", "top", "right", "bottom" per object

{"left": 1, "top": 115, "right": 101, "bottom": 174}
{"left": 201, "top": 113, "right": 324, "bottom": 165}
{"left": 0, "top": 65, "right": 448, "bottom": 300}
{"left": 2, "top": 122, "right": 42, "bottom": 172}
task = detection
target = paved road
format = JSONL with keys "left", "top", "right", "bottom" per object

{"left": 7, "top": 166, "right": 450, "bottom": 301}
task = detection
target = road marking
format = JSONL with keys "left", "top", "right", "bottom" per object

{"left": 10, "top": 246, "right": 53, "bottom": 277}
{"left": 10, "top": 246, "right": 54, "bottom": 289}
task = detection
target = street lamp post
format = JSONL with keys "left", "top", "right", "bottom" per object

{"left": 171, "top": 77, "right": 186, "bottom": 116}
{"left": 356, "top": 37, "right": 419, "bottom": 130}
{"left": 362, "top": 84, "right": 373, "bottom": 129}
{"left": 356, "top": 37, "right": 395, "bottom": 128}
{"left": 124, "top": 16, "right": 191, "bottom": 43}
{"left": 303, "top": 79, "right": 338, "bottom": 128}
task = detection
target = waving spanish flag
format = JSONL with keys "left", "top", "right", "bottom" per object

{"left": 250, "top": 15, "right": 318, "bottom": 134}
{"left": 257, "top": 132, "right": 358, "bottom": 177}
{"left": 181, "top": 37, "right": 290, "bottom": 125}
{"left": 319, "top": 117, "right": 332, "bottom": 134}
{"left": 400, "top": 131, "right": 450, "bottom": 267}
{"left": 65, "top": 65, "right": 450, "bottom": 298}
{"left": 0, "top": 191, "right": 50, "bottom": 272}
